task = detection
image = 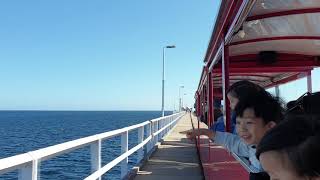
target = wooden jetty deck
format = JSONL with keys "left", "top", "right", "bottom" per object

{"left": 134, "top": 112, "right": 204, "bottom": 180}
{"left": 132, "top": 112, "right": 249, "bottom": 180}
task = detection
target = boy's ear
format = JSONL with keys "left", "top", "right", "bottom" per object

{"left": 266, "top": 121, "right": 277, "bottom": 129}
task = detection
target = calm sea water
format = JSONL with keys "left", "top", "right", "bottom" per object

{"left": 0, "top": 111, "right": 172, "bottom": 180}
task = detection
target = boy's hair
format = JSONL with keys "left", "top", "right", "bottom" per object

{"left": 227, "top": 80, "right": 264, "bottom": 103}
{"left": 256, "top": 115, "right": 320, "bottom": 177}
{"left": 234, "top": 90, "right": 284, "bottom": 124}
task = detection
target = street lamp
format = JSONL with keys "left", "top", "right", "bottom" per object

{"left": 161, "top": 45, "right": 176, "bottom": 117}
{"left": 179, "top": 85, "right": 184, "bottom": 112}
{"left": 182, "top": 93, "right": 187, "bottom": 109}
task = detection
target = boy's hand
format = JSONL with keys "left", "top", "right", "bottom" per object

{"left": 180, "top": 129, "right": 197, "bottom": 140}
{"left": 180, "top": 128, "right": 215, "bottom": 140}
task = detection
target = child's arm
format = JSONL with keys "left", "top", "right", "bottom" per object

{"left": 213, "top": 131, "right": 251, "bottom": 157}
{"left": 183, "top": 128, "right": 215, "bottom": 139}
{"left": 182, "top": 129, "right": 250, "bottom": 157}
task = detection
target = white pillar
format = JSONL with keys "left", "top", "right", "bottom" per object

{"left": 90, "top": 140, "right": 101, "bottom": 180}
{"left": 19, "top": 160, "right": 38, "bottom": 180}
{"left": 146, "top": 123, "right": 152, "bottom": 153}
{"left": 121, "top": 131, "right": 128, "bottom": 179}
{"left": 137, "top": 126, "right": 144, "bottom": 161}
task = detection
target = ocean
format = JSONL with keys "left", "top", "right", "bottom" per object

{"left": 0, "top": 111, "right": 172, "bottom": 180}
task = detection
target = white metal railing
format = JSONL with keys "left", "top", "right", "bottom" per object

{"left": 0, "top": 112, "right": 185, "bottom": 180}
{"left": 231, "top": 153, "right": 255, "bottom": 173}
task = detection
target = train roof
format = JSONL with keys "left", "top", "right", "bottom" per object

{"left": 198, "top": 0, "right": 320, "bottom": 94}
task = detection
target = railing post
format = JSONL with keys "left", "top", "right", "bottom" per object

{"left": 160, "top": 119, "right": 163, "bottom": 139}
{"left": 150, "top": 122, "right": 154, "bottom": 147}
{"left": 147, "top": 121, "right": 153, "bottom": 154}
{"left": 121, "top": 131, "right": 128, "bottom": 179}
{"left": 153, "top": 121, "right": 156, "bottom": 146}
{"left": 90, "top": 139, "right": 101, "bottom": 180}
{"left": 137, "top": 126, "right": 144, "bottom": 162}
{"left": 156, "top": 121, "right": 159, "bottom": 143}
{"left": 166, "top": 118, "right": 169, "bottom": 134}
{"left": 19, "top": 160, "right": 38, "bottom": 180}
{"left": 170, "top": 116, "right": 173, "bottom": 130}
{"left": 170, "top": 117, "right": 173, "bottom": 131}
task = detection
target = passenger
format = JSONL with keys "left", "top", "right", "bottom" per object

{"left": 235, "top": 90, "right": 284, "bottom": 180}
{"left": 200, "top": 80, "right": 264, "bottom": 133}
{"left": 183, "top": 90, "right": 284, "bottom": 177}
{"left": 210, "top": 99, "right": 225, "bottom": 132}
{"left": 213, "top": 99, "right": 223, "bottom": 122}
{"left": 256, "top": 116, "right": 320, "bottom": 180}
{"left": 227, "top": 80, "right": 264, "bottom": 133}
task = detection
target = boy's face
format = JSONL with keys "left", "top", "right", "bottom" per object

{"left": 236, "top": 108, "right": 276, "bottom": 145}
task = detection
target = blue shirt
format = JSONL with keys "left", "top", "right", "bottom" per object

{"left": 231, "top": 112, "right": 237, "bottom": 134}
{"left": 212, "top": 131, "right": 264, "bottom": 173}
{"left": 210, "top": 116, "right": 225, "bottom": 132}
{"left": 210, "top": 113, "right": 237, "bottom": 133}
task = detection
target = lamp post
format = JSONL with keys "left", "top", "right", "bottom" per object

{"left": 182, "top": 93, "right": 187, "bottom": 110}
{"left": 179, "top": 85, "right": 184, "bottom": 112}
{"left": 162, "top": 45, "right": 176, "bottom": 117}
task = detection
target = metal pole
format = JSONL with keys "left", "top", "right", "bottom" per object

{"left": 179, "top": 87, "right": 181, "bottom": 112}
{"left": 197, "top": 92, "right": 200, "bottom": 116}
{"left": 208, "top": 72, "right": 213, "bottom": 128}
{"left": 275, "top": 86, "right": 280, "bottom": 97}
{"left": 307, "top": 71, "right": 312, "bottom": 93}
{"left": 182, "top": 94, "right": 184, "bottom": 109}
{"left": 161, "top": 47, "right": 165, "bottom": 117}
{"left": 179, "top": 86, "right": 184, "bottom": 112}
{"left": 161, "top": 45, "right": 175, "bottom": 116}
{"left": 222, "top": 42, "right": 231, "bottom": 132}
{"left": 182, "top": 93, "right": 187, "bottom": 110}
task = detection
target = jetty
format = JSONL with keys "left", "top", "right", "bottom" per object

{"left": 133, "top": 113, "right": 203, "bottom": 180}
{"left": 132, "top": 112, "right": 249, "bottom": 180}
{"left": 0, "top": 112, "right": 250, "bottom": 179}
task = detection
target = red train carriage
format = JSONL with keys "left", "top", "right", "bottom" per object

{"left": 195, "top": 0, "right": 320, "bottom": 179}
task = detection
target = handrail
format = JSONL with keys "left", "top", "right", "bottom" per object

{"left": 0, "top": 112, "right": 185, "bottom": 180}
{"left": 84, "top": 136, "right": 152, "bottom": 180}
{"left": 231, "top": 153, "right": 255, "bottom": 173}
{"left": 149, "top": 113, "right": 177, "bottom": 122}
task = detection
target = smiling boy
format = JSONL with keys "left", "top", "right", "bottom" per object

{"left": 185, "top": 90, "right": 284, "bottom": 177}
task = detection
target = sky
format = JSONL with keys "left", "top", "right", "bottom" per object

{"left": 0, "top": 1, "right": 319, "bottom": 111}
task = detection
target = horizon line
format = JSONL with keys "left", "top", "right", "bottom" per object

{"left": 0, "top": 109, "right": 175, "bottom": 112}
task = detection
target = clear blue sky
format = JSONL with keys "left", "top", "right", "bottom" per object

{"left": 0, "top": 1, "right": 319, "bottom": 110}
{"left": 0, "top": 0, "right": 220, "bottom": 110}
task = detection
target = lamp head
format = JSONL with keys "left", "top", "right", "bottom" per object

{"left": 166, "top": 45, "right": 176, "bottom": 48}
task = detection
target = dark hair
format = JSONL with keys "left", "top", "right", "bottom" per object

{"left": 227, "top": 80, "right": 264, "bottom": 103}
{"left": 256, "top": 116, "right": 320, "bottom": 177}
{"left": 287, "top": 100, "right": 297, "bottom": 109}
{"left": 234, "top": 90, "right": 284, "bottom": 124}
{"left": 286, "top": 92, "right": 320, "bottom": 115}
